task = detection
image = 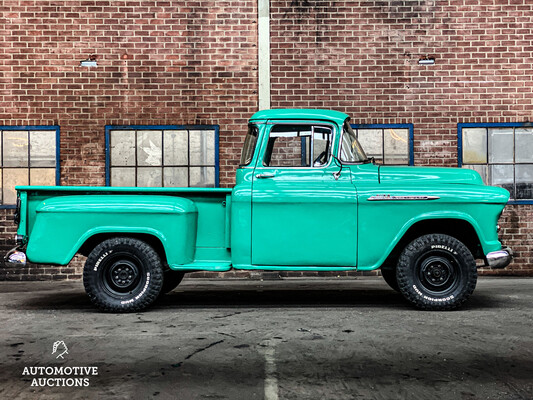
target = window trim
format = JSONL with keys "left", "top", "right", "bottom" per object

{"left": 261, "top": 122, "right": 336, "bottom": 169}
{"left": 0, "top": 125, "right": 60, "bottom": 209}
{"left": 105, "top": 124, "right": 220, "bottom": 188}
{"left": 350, "top": 123, "right": 414, "bottom": 166}
{"left": 458, "top": 122, "right": 533, "bottom": 205}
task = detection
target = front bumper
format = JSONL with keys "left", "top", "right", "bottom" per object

{"left": 485, "top": 247, "right": 513, "bottom": 269}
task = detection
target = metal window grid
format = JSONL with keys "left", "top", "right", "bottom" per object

{"left": 0, "top": 126, "right": 60, "bottom": 209}
{"left": 105, "top": 125, "right": 220, "bottom": 188}
{"left": 351, "top": 123, "right": 414, "bottom": 166}
{"left": 458, "top": 122, "right": 533, "bottom": 205}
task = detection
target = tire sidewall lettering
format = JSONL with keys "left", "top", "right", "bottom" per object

{"left": 120, "top": 272, "right": 150, "bottom": 305}
{"left": 93, "top": 250, "right": 113, "bottom": 272}
{"left": 430, "top": 244, "right": 458, "bottom": 255}
{"left": 412, "top": 284, "right": 455, "bottom": 302}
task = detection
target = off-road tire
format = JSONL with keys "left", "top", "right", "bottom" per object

{"left": 397, "top": 234, "right": 477, "bottom": 311}
{"left": 83, "top": 237, "right": 164, "bottom": 312}
{"left": 380, "top": 266, "right": 400, "bottom": 292}
{"left": 161, "top": 270, "right": 185, "bottom": 294}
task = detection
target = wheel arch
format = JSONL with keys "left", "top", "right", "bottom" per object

{"left": 380, "top": 217, "right": 483, "bottom": 270}
{"left": 78, "top": 232, "right": 168, "bottom": 265}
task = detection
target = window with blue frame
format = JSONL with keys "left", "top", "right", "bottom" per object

{"left": 459, "top": 123, "right": 533, "bottom": 202}
{"left": 351, "top": 124, "right": 414, "bottom": 165}
{"left": 1, "top": 126, "right": 60, "bottom": 206}
{"left": 106, "top": 125, "right": 219, "bottom": 188}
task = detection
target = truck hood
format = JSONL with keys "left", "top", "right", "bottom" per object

{"left": 379, "top": 166, "right": 484, "bottom": 185}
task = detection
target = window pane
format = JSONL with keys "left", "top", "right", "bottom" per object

{"left": 137, "top": 167, "right": 162, "bottom": 187}
{"left": 384, "top": 128, "right": 409, "bottom": 164}
{"left": 515, "top": 164, "right": 533, "bottom": 199}
{"left": 357, "top": 129, "right": 382, "bottom": 162}
{"left": 30, "top": 168, "right": 55, "bottom": 186}
{"left": 190, "top": 167, "right": 215, "bottom": 187}
{"left": 488, "top": 128, "right": 513, "bottom": 163}
{"left": 462, "top": 128, "right": 487, "bottom": 164}
{"left": 3, "top": 168, "right": 28, "bottom": 204}
{"left": 515, "top": 128, "right": 533, "bottom": 163}
{"left": 240, "top": 125, "right": 259, "bottom": 166}
{"left": 267, "top": 135, "right": 307, "bottom": 167}
{"left": 190, "top": 130, "right": 215, "bottom": 166}
{"left": 464, "top": 164, "right": 488, "bottom": 185}
{"left": 111, "top": 167, "right": 135, "bottom": 187}
{"left": 490, "top": 164, "right": 514, "bottom": 198}
{"left": 110, "top": 130, "right": 136, "bottom": 166}
{"left": 3, "top": 131, "right": 28, "bottom": 167}
{"left": 163, "top": 167, "right": 188, "bottom": 187}
{"left": 30, "top": 131, "right": 56, "bottom": 167}
{"left": 163, "top": 130, "right": 188, "bottom": 165}
{"left": 312, "top": 127, "right": 331, "bottom": 167}
{"left": 137, "top": 130, "right": 162, "bottom": 166}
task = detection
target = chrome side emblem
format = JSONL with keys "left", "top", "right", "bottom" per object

{"left": 368, "top": 195, "right": 440, "bottom": 201}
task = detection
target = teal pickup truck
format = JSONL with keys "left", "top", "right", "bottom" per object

{"left": 5, "top": 109, "right": 512, "bottom": 312}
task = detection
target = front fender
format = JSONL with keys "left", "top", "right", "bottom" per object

{"left": 26, "top": 195, "right": 198, "bottom": 265}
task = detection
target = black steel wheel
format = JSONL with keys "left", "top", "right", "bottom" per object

{"left": 83, "top": 237, "right": 163, "bottom": 312}
{"left": 397, "top": 234, "right": 477, "bottom": 310}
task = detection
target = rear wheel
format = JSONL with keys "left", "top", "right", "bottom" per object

{"left": 397, "top": 234, "right": 477, "bottom": 310}
{"left": 83, "top": 237, "right": 164, "bottom": 312}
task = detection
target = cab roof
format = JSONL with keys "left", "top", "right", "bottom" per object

{"left": 250, "top": 109, "right": 349, "bottom": 126}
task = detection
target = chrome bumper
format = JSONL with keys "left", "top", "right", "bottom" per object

{"left": 485, "top": 247, "right": 513, "bottom": 269}
{"left": 4, "top": 247, "right": 27, "bottom": 267}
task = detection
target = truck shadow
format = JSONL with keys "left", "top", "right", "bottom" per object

{"left": 17, "top": 284, "right": 503, "bottom": 311}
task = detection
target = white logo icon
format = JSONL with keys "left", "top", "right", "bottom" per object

{"left": 52, "top": 341, "right": 69, "bottom": 359}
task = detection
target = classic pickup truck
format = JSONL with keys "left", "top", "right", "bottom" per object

{"left": 5, "top": 109, "right": 512, "bottom": 312}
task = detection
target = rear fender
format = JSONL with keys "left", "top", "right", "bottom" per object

{"left": 26, "top": 195, "right": 198, "bottom": 265}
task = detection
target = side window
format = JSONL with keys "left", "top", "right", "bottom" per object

{"left": 263, "top": 125, "right": 332, "bottom": 168}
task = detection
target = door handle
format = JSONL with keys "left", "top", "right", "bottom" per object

{"left": 255, "top": 173, "right": 276, "bottom": 179}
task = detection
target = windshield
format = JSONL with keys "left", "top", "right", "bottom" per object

{"left": 239, "top": 124, "right": 259, "bottom": 166}
{"left": 339, "top": 119, "right": 367, "bottom": 162}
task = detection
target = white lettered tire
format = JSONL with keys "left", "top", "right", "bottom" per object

{"left": 396, "top": 234, "right": 477, "bottom": 310}
{"left": 83, "top": 237, "right": 164, "bottom": 312}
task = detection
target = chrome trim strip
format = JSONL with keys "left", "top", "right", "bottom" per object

{"left": 367, "top": 195, "right": 440, "bottom": 201}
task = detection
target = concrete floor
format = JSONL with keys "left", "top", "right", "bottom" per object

{"left": 0, "top": 277, "right": 532, "bottom": 400}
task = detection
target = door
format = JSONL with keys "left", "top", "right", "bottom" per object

{"left": 251, "top": 123, "right": 358, "bottom": 267}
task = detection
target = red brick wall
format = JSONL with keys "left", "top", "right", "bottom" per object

{"left": 270, "top": 0, "right": 533, "bottom": 275}
{"left": 0, "top": 0, "right": 258, "bottom": 280}
{"left": 2, "top": 0, "right": 533, "bottom": 280}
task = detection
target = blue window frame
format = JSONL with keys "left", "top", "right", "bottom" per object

{"left": 105, "top": 125, "right": 219, "bottom": 188}
{"left": 351, "top": 124, "right": 414, "bottom": 165}
{"left": 458, "top": 122, "right": 533, "bottom": 204}
{"left": 1, "top": 126, "right": 60, "bottom": 208}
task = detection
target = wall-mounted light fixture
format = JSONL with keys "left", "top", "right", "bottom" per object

{"left": 80, "top": 55, "right": 98, "bottom": 67}
{"left": 418, "top": 57, "right": 435, "bottom": 65}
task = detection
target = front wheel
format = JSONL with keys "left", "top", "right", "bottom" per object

{"left": 83, "top": 237, "right": 164, "bottom": 312}
{"left": 396, "top": 234, "right": 477, "bottom": 310}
